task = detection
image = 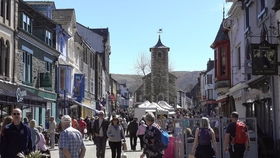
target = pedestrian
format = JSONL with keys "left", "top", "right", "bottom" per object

{"left": 121, "top": 118, "right": 128, "bottom": 136}
{"left": 107, "top": 116, "right": 125, "bottom": 158}
{"left": 137, "top": 120, "right": 147, "bottom": 150}
{"left": 58, "top": 115, "right": 86, "bottom": 158}
{"left": 140, "top": 113, "right": 164, "bottom": 158}
{"left": 36, "top": 126, "right": 50, "bottom": 155}
{"left": 29, "top": 119, "right": 40, "bottom": 151}
{"left": 0, "top": 116, "right": 12, "bottom": 136}
{"left": 224, "top": 112, "right": 249, "bottom": 158}
{"left": 128, "top": 118, "right": 138, "bottom": 151}
{"left": 48, "top": 116, "right": 56, "bottom": 149}
{"left": 72, "top": 117, "right": 79, "bottom": 130}
{"left": 191, "top": 117, "right": 217, "bottom": 158}
{"left": 93, "top": 111, "right": 109, "bottom": 158}
{"left": 78, "top": 117, "right": 87, "bottom": 138}
{"left": 0, "top": 108, "right": 33, "bottom": 158}
{"left": 23, "top": 117, "right": 29, "bottom": 126}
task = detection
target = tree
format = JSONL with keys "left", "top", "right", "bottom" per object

{"left": 135, "top": 53, "right": 151, "bottom": 76}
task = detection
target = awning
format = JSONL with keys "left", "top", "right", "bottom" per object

{"left": 72, "top": 100, "right": 95, "bottom": 110}
{"left": 0, "top": 81, "right": 47, "bottom": 107}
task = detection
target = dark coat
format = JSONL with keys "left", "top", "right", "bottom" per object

{"left": 127, "top": 120, "right": 138, "bottom": 136}
{"left": 0, "top": 122, "right": 33, "bottom": 158}
{"left": 92, "top": 118, "right": 109, "bottom": 138}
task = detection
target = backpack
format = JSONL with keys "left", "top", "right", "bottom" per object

{"left": 198, "top": 128, "right": 211, "bottom": 145}
{"left": 160, "top": 130, "right": 169, "bottom": 149}
{"left": 234, "top": 121, "right": 248, "bottom": 144}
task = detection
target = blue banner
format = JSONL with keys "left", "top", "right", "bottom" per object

{"left": 73, "top": 74, "right": 85, "bottom": 102}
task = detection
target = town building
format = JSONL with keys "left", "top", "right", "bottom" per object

{"left": 136, "top": 36, "right": 177, "bottom": 106}
{"left": 16, "top": 0, "right": 60, "bottom": 127}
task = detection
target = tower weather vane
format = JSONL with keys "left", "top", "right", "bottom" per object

{"left": 158, "top": 28, "right": 163, "bottom": 35}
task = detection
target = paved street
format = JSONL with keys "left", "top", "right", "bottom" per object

{"left": 50, "top": 137, "right": 143, "bottom": 158}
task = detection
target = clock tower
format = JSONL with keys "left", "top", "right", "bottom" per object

{"left": 150, "top": 35, "right": 170, "bottom": 102}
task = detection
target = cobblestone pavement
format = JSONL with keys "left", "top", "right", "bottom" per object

{"left": 50, "top": 137, "right": 143, "bottom": 158}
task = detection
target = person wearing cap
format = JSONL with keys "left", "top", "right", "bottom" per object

{"left": 58, "top": 115, "right": 86, "bottom": 158}
{"left": 92, "top": 111, "right": 109, "bottom": 158}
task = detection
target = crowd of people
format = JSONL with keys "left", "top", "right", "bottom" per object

{"left": 0, "top": 108, "right": 250, "bottom": 158}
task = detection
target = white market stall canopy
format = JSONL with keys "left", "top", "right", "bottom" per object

{"left": 150, "top": 102, "right": 168, "bottom": 114}
{"left": 158, "top": 101, "right": 175, "bottom": 111}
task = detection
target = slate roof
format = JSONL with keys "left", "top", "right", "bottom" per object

{"left": 91, "top": 28, "right": 109, "bottom": 40}
{"left": 151, "top": 35, "right": 169, "bottom": 49}
{"left": 211, "top": 21, "right": 229, "bottom": 48}
{"left": 25, "top": 1, "right": 55, "bottom": 7}
{"left": 76, "top": 23, "right": 104, "bottom": 53}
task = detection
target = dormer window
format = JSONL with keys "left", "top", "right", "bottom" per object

{"left": 22, "top": 13, "right": 32, "bottom": 33}
{"left": 45, "top": 30, "right": 52, "bottom": 46}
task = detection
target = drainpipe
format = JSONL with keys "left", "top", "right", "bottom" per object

{"left": 12, "top": 0, "right": 17, "bottom": 83}
{"left": 272, "top": 76, "right": 279, "bottom": 154}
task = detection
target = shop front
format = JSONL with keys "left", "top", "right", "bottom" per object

{"left": 0, "top": 82, "right": 47, "bottom": 123}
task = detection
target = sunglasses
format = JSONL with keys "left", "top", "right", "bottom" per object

{"left": 13, "top": 113, "right": 20, "bottom": 116}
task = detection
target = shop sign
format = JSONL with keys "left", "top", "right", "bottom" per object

{"left": 40, "top": 72, "right": 52, "bottom": 87}
{"left": 16, "top": 88, "right": 27, "bottom": 102}
{"left": 251, "top": 40, "right": 278, "bottom": 75}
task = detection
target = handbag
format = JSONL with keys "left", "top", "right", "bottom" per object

{"left": 188, "top": 154, "right": 195, "bottom": 158}
{"left": 122, "top": 142, "right": 128, "bottom": 151}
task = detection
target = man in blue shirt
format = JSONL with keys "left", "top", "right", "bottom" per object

{"left": 0, "top": 108, "right": 33, "bottom": 158}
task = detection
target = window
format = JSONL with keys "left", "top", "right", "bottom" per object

{"left": 46, "top": 62, "right": 52, "bottom": 72}
{"left": 22, "top": 13, "right": 32, "bottom": 33}
{"left": 245, "top": 3, "right": 250, "bottom": 29}
{"left": 220, "top": 47, "right": 226, "bottom": 75}
{"left": 207, "top": 74, "right": 212, "bottom": 84}
{"left": 237, "top": 47, "right": 241, "bottom": 69}
{"left": 45, "top": 30, "right": 52, "bottom": 46}
{"left": 0, "top": 38, "right": 3, "bottom": 76}
{"left": 158, "top": 52, "right": 162, "bottom": 58}
{"left": 5, "top": 0, "right": 9, "bottom": 20}
{"left": 207, "top": 89, "right": 213, "bottom": 100}
{"left": 4, "top": 41, "right": 9, "bottom": 77}
{"left": 0, "top": 0, "right": 4, "bottom": 17}
{"left": 23, "top": 51, "right": 32, "bottom": 83}
{"left": 59, "top": 67, "right": 65, "bottom": 92}
{"left": 260, "top": 0, "right": 265, "bottom": 11}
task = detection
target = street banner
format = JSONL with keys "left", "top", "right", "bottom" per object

{"left": 73, "top": 74, "right": 85, "bottom": 102}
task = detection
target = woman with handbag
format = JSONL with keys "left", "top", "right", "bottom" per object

{"left": 191, "top": 117, "right": 217, "bottom": 158}
{"left": 107, "top": 116, "right": 125, "bottom": 158}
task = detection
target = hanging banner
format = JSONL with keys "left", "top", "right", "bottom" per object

{"left": 73, "top": 74, "right": 85, "bottom": 102}
{"left": 251, "top": 40, "right": 278, "bottom": 75}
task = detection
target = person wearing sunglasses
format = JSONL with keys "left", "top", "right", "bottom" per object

{"left": 0, "top": 108, "right": 33, "bottom": 158}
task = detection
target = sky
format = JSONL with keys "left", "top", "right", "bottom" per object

{"left": 30, "top": 0, "right": 232, "bottom": 74}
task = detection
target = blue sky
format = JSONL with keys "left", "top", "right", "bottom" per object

{"left": 31, "top": 0, "right": 231, "bottom": 74}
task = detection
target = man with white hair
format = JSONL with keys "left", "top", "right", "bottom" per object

{"left": 58, "top": 115, "right": 86, "bottom": 158}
